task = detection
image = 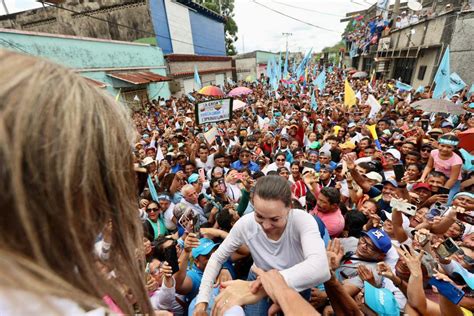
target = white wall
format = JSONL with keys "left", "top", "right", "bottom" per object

{"left": 165, "top": 0, "right": 195, "bottom": 54}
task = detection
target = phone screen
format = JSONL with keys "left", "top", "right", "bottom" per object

{"left": 393, "top": 164, "right": 404, "bottom": 182}
{"left": 163, "top": 246, "right": 180, "bottom": 274}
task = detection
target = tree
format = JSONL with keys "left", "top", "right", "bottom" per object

{"left": 200, "top": 0, "right": 238, "bottom": 56}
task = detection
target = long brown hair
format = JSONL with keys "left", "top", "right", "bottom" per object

{"left": 0, "top": 50, "right": 152, "bottom": 313}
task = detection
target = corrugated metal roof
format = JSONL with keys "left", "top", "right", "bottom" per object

{"left": 84, "top": 77, "right": 107, "bottom": 89}
{"left": 107, "top": 71, "right": 171, "bottom": 85}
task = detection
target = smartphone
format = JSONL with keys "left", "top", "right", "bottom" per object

{"left": 436, "top": 237, "right": 461, "bottom": 259}
{"left": 390, "top": 198, "right": 417, "bottom": 216}
{"left": 437, "top": 187, "right": 450, "bottom": 195}
{"left": 198, "top": 168, "right": 206, "bottom": 182}
{"left": 178, "top": 208, "right": 194, "bottom": 230}
{"left": 234, "top": 173, "right": 245, "bottom": 180}
{"left": 216, "top": 136, "right": 222, "bottom": 145}
{"left": 303, "top": 161, "right": 315, "bottom": 169}
{"left": 163, "top": 246, "right": 180, "bottom": 274}
{"left": 457, "top": 211, "right": 474, "bottom": 225}
{"left": 421, "top": 119, "right": 429, "bottom": 132}
{"left": 393, "top": 164, "right": 404, "bottom": 182}
{"left": 426, "top": 202, "right": 449, "bottom": 220}
{"left": 192, "top": 214, "right": 201, "bottom": 239}
{"left": 428, "top": 277, "right": 465, "bottom": 305}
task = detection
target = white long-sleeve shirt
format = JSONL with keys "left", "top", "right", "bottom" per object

{"left": 195, "top": 209, "right": 331, "bottom": 304}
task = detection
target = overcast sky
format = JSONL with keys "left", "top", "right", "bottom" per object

{"left": 0, "top": 0, "right": 380, "bottom": 53}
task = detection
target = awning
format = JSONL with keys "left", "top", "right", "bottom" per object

{"left": 84, "top": 77, "right": 107, "bottom": 89}
{"left": 107, "top": 71, "right": 171, "bottom": 85}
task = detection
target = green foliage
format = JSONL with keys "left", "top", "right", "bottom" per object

{"left": 200, "top": 0, "right": 238, "bottom": 56}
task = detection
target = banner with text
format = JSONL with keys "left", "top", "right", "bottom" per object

{"left": 195, "top": 98, "right": 233, "bottom": 125}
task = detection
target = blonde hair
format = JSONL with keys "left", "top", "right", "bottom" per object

{"left": 0, "top": 50, "right": 152, "bottom": 313}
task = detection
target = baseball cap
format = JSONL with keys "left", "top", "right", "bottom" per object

{"left": 319, "top": 164, "right": 334, "bottom": 172}
{"left": 428, "top": 128, "right": 443, "bottom": 135}
{"left": 412, "top": 182, "right": 431, "bottom": 191}
{"left": 441, "top": 120, "right": 454, "bottom": 128}
{"left": 142, "top": 157, "right": 155, "bottom": 166}
{"left": 281, "top": 134, "right": 290, "bottom": 141}
{"left": 319, "top": 149, "right": 332, "bottom": 157}
{"left": 382, "top": 179, "right": 399, "bottom": 188}
{"left": 365, "top": 171, "right": 383, "bottom": 183}
{"left": 362, "top": 228, "right": 392, "bottom": 253}
{"left": 385, "top": 148, "right": 401, "bottom": 160}
{"left": 192, "top": 238, "right": 219, "bottom": 258}
{"left": 340, "top": 141, "right": 356, "bottom": 150}
{"left": 247, "top": 135, "right": 257, "bottom": 142}
{"left": 364, "top": 281, "right": 400, "bottom": 316}
{"left": 348, "top": 122, "right": 356, "bottom": 128}
{"left": 188, "top": 173, "right": 199, "bottom": 184}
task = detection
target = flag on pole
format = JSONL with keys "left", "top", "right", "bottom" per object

{"left": 415, "top": 86, "right": 425, "bottom": 94}
{"left": 468, "top": 84, "right": 474, "bottom": 97}
{"left": 311, "top": 89, "right": 318, "bottom": 110}
{"left": 433, "top": 46, "right": 451, "bottom": 99}
{"left": 194, "top": 65, "right": 202, "bottom": 90}
{"left": 369, "top": 69, "right": 376, "bottom": 89}
{"left": 367, "top": 95, "right": 381, "bottom": 118}
{"left": 283, "top": 49, "right": 289, "bottom": 79}
{"left": 395, "top": 81, "right": 412, "bottom": 91}
{"left": 344, "top": 79, "right": 357, "bottom": 108}
{"left": 147, "top": 175, "right": 159, "bottom": 202}
{"left": 355, "top": 90, "right": 362, "bottom": 102}
{"left": 449, "top": 72, "right": 466, "bottom": 94}
{"left": 313, "top": 69, "right": 326, "bottom": 91}
{"left": 156, "top": 145, "right": 164, "bottom": 162}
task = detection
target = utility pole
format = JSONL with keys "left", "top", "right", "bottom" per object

{"left": 282, "top": 32, "right": 292, "bottom": 54}
{"left": 393, "top": 0, "right": 401, "bottom": 16}
{"left": 1, "top": 0, "right": 9, "bottom": 15}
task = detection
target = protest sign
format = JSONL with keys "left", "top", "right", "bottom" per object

{"left": 195, "top": 98, "right": 233, "bottom": 125}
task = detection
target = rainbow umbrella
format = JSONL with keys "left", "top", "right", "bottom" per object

{"left": 198, "top": 85, "right": 224, "bottom": 97}
{"left": 228, "top": 86, "right": 253, "bottom": 97}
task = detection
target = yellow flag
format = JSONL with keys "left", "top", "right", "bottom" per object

{"left": 344, "top": 79, "right": 356, "bottom": 108}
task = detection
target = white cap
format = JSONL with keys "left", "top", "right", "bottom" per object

{"left": 386, "top": 148, "right": 401, "bottom": 160}
{"left": 365, "top": 171, "right": 383, "bottom": 183}
{"left": 142, "top": 157, "right": 155, "bottom": 166}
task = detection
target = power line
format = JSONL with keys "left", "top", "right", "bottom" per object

{"left": 251, "top": 0, "right": 341, "bottom": 33}
{"left": 40, "top": 1, "right": 226, "bottom": 55}
{"left": 271, "top": 1, "right": 345, "bottom": 18}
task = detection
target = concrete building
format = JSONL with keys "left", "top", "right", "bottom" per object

{"left": 165, "top": 54, "right": 233, "bottom": 96}
{"left": 233, "top": 50, "right": 281, "bottom": 82}
{"left": 0, "top": 0, "right": 226, "bottom": 56}
{"left": 376, "top": 6, "right": 474, "bottom": 87}
{"left": 0, "top": 28, "right": 171, "bottom": 103}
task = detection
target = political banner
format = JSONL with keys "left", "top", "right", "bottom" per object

{"left": 195, "top": 98, "right": 233, "bottom": 125}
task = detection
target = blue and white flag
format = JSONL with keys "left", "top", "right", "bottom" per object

{"left": 311, "top": 89, "right": 318, "bottom": 110}
{"left": 395, "top": 80, "right": 412, "bottom": 91}
{"left": 186, "top": 93, "right": 196, "bottom": 102}
{"left": 433, "top": 46, "right": 451, "bottom": 99}
{"left": 313, "top": 69, "right": 326, "bottom": 91}
{"left": 283, "top": 49, "right": 289, "bottom": 79}
{"left": 449, "top": 72, "right": 466, "bottom": 94}
{"left": 328, "top": 66, "right": 334, "bottom": 73}
{"left": 415, "top": 85, "right": 425, "bottom": 94}
{"left": 147, "top": 175, "right": 159, "bottom": 202}
{"left": 194, "top": 65, "right": 201, "bottom": 90}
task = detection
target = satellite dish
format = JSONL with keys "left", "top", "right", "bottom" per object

{"left": 408, "top": 1, "right": 422, "bottom": 11}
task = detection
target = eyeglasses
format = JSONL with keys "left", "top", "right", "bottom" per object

{"left": 276, "top": 158, "right": 286, "bottom": 162}
{"left": 146, "top": 207, "right": 159, "bottom": 213}
{"left": 421, "top": 148, "right": 431, "bottom": 152}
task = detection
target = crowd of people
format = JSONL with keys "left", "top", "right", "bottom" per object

{"left": 2, "top": 48, "right": 474, "bottom": 316}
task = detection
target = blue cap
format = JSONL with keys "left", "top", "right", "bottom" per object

{"left": 364, "top": 281, "right": 400, "bottom": 316}
{"left": 382, "top": 179, "right": 399, "bottom": 188}
{"left": 188, "top": 173, "right": 199, "bottom": 184}
{"left": 452, "top": 261, "right": 474, "bottom": 290}
{"left": 192, "top": 238, "right": 218, "bottom": 258}
{"left": 362, "top": 228, "right": 392, "bottom": 253}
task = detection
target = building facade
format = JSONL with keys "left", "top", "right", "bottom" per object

{"left": 0, "top": 0, "right": 226, "bottom": 56}
{"left": 233, "top": 50, "right": 281, "bottom": 82}
{"left": 0, "top": 28, "right": 171, "bottom": 103}
{"left": 165, "top": 54, "right": 233, "bottom": 96}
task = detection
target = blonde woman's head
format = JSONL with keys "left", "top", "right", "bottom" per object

{"left": 0, "top": 50, "right": 151, "bottom": 313}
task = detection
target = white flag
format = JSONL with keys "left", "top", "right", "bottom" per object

{"left": 355, "top": 90, "right": 362, "bottom": 102}
{"left": 156, "top": 145, "right": 164, "bottom": 162}
{"left": 367, "top": 95, "right": 381, "bottom": 119}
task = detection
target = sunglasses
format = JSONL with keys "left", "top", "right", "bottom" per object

{"left": 276, "top": 158, "right": 286, "bottom": 162}
{"left": 146, "top": 207, "right": 159, "bottom": 213}
{"left": 421, "top": 148, "right": 431, "bottom": 152}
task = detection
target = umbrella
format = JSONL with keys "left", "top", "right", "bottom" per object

{"left": 348, "top": 69, "right": 358, "bottom": 75}
{"left": 352, "top": 71, "right": 368, "bottom": 78}
{"left": 228, "top": 87, "right": 253, "bottom": 97}
{"left": 233, "top": 99, "right": 247, "bottom": 110}
{"left": 410, "top": 99, "right": 466, "bottom": 115}
{"left": 459, "top": 128, "right": 474, "bottom": 152}
{"left": 198, "top": 85, "right": 224, "bottom": 97}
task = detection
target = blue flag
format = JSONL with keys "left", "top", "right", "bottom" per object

{"left": 328, "top": 66, "right": 333, "bottom": 73}
{"left": 469, "top": 84, "right": 474, "bottom": 97}
{"left": 296, "top": 48, "right": 313, "bottom": 79}
{"left": 194, "top": 65, "right": 201, "bottom": 90}
{"left": 147, "top": 175, "right": 159, "bottom": 202}
{"left": 314, "top": 70, "right": 326, "bottom": 91}
{"left": 450, "top": 72, "right": 466, "bottom": 94}
{"left": 186, "top": 93, "right": 196, "bottom": 102}
{"left": 283, "top": 49, "right": 289, "bottom": 79}
{"left": 291, "top": 58, "right": 297, "bottom": 76}
{"left": 433, "top": 46, "right": 451, "bottom": 99}
{"left": 415, "top": 85, "right": 425, "bottom": 94}
{"left": 311, "top": 90, "right": 318, "bottom": 110}
{"left": 395, "top": 80, "right": 412, "bottom": 91}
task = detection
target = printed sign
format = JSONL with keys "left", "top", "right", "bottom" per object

{"left": 195, "top": 98, "right": 233, "bottom": 125}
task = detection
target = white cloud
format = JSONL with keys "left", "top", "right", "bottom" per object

{"left": 234, "top": 0, "right": 375, "bottom": 53}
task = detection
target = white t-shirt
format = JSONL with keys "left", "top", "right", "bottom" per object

{"left": 196, "top": 154, "right": 215, "bottom": 172}
{"left": 195, "top": 209, "right": 331, "bottom": 304}
{"left": 163, "top": 203, "right": 176, "bottom": 231}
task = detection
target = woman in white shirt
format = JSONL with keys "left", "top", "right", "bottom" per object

{"left": 262, "top": 152, "right": 291, "bottom": 175}
{"left": 193, "top": 175, "right": 330, "bottom": 315}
